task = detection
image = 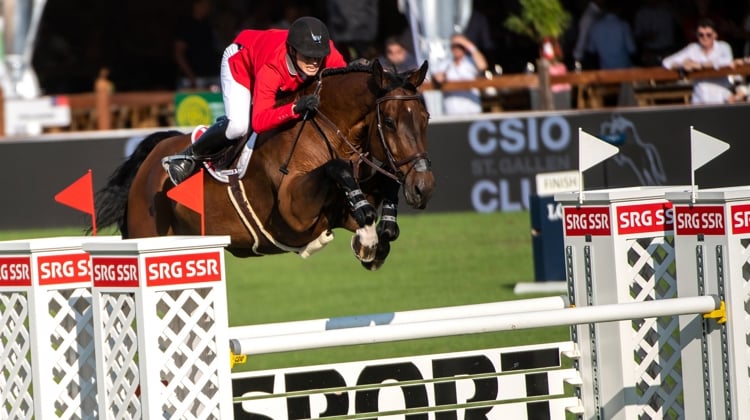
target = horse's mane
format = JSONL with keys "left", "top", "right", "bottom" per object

{"left": 321, "top": 60, "right": 416, "bottom": 92}
{"left": 320, "top": 63, "right": 372, "bottom": 77}
{"left": 276, "top": 60, "right": 418, "bottom": 105}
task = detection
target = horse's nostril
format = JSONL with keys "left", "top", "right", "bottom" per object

{"left": 414, "top": 185, "right": 422, "bottom": 200}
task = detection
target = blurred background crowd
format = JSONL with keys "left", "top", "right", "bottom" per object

{"left": 31, "top": 0, "right": 750, "bottom": 94}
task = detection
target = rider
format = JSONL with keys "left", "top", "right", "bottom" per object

{"left": 166, "top": 16, "right": 348, "bottom": 184}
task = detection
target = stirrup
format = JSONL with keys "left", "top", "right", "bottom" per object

{"left": 164, "top": 155, "right": 197, "bottom": 185}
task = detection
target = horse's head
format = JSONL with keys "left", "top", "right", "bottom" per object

{"left": 368, "top": 59, "right": 435, "bottom": 209}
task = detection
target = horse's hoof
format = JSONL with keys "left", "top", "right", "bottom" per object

{"left": 351, "top": 225, "right": 378, "bottom": 263}
{"left": 361, "top": 258, "right": 385, "bottom": 271}
{"left": 351, "top": 234, "right": 377, "bottom": 263}
{"left": 360, "top": 240, "right": 390, "bottom": 271}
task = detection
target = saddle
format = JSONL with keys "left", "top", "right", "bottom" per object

{"left": 191, "top": 125, "right": 257, "bottom": 184}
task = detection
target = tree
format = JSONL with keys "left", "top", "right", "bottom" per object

{"left": 504, "top": 0, "right": 571, "bottom": 44}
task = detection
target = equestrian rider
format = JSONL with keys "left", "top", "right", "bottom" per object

{"left": 167, "top": 16, "right": 348, "bottom": 184}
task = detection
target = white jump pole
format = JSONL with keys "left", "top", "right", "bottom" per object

{"left": 230, "top": 295, "right": 720, "bottom": 356}
{"left": 229, "top": 295, "right": 569, "bottom": 339}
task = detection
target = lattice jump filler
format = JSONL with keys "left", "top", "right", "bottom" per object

{"left": 83, "top": 235, "right": 233, "bottom": 420}
{"left": 0, "top": 236, "right": 117, "bottom": 420}
{"left": 557, "top": 186, "right": 705, "bottom": 420}
{"left": 667, "top": 187, "right": 750, "bottom": 420}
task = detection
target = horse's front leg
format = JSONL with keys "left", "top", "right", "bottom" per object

{"left": 362, "top": 177, "right": 401, "bottom": 271}
{"left": 322, "top": 160, "right": 379, "bottom": 262}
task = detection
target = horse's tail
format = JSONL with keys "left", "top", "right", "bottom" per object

{"left": 91, "top": 130, "right": 182, "bottom": 236}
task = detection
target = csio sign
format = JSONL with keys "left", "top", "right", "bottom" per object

{"left": 92, "top": 252, "right": 222, "bottom": 287}
{"left": 616, "top": 202, "right": 674, "bottom": 235}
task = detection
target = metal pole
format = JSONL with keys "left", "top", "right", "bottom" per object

{"left": 229, "top": 296, "right": 569, "bottom": 339}
{"left": 230, "top": 295, "right": 720, "bottom": 356}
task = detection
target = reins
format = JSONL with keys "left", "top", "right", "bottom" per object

{"left": 279, "top": 71, "right": 429, "bottom": 184}
{"left": 279, "top": 77, "right": 323, "bottom": 175}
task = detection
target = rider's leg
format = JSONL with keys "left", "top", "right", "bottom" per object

{"left": 167, "top": 42, "right": 251, "bottom": 184}
{"left": 166, "top": 116, "right": 232, "bottom": 184}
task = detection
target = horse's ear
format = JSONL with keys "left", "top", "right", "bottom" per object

{"left": 406, "top": 60, "right": 429, "bottom": 88}
{"left": 372, "top": 58, "right": 386, "bottom": 89}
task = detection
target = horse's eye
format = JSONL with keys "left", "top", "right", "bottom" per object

{"left": 383, "top": 117, "right": 396, "bottom": 129}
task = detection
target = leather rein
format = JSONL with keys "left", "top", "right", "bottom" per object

{"left": 280, "top": 76, "right": 430, "bottom": 184}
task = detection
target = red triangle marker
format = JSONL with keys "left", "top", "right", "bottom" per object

{"left": 55, "top": 170, "right": 97, "bottom": 235}
{"left": 166, "top": 169, "right": 205, "bottom": 235}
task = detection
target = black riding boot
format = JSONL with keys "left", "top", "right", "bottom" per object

{"left": 167, "top": 117, "right": 231, "bottom": 184}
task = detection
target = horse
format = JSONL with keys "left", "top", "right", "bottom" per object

{"left": 94, "top": 59, "right": 435, "bottom": 270}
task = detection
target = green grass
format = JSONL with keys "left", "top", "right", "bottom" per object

{"left": 0, "top": 211, "right": 570, "bottom": 372}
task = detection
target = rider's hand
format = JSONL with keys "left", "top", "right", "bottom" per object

{"left": 293, "top": 95, "right": 320, "bottom": 114}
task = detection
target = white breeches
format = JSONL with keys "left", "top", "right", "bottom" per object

{"left": 220, "top": 43, "right": 252, "bottom": 140}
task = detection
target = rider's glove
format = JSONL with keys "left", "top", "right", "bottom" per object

{"left": 293, "top": 95, "right": 320, "bottom": 115}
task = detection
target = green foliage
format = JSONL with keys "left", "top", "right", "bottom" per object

{"left": 504, "top": 0, "right": 572, "bottom": 43}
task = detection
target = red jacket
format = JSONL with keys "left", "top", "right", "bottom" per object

{"left": 229, "top": 29, "right": 347, "bottom": 133}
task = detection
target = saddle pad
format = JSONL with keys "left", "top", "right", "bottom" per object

{"left": 202, "top": 131, "right": 257, "bottom": 184}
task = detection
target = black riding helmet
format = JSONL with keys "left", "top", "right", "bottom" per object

{"left": 286, "top": 17, "right": 331, "bottom": 58}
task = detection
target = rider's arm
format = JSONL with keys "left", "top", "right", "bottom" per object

{"left": 251, "top": 65, "right": 299, "bottom": 133}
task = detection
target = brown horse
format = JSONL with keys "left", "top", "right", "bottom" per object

{"left": 94, "top": 60, "right": 435, "bottom": 270}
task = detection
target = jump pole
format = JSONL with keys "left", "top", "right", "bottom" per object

{"left": 228, "top": 295, "right": 569, "bottom": 339}
{"left": 229, "top": 295, "right": 720, "bottom": 356}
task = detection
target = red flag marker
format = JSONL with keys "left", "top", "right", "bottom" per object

{"left": 166, "top": 169, "right": 205, "bottom": 235}
{"left": 55, "top": 169, "right": 97, "bottom": 235}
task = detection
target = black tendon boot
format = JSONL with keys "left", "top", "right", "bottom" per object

{"left": 167, "top": 117, "right": 232, "bottom": 184}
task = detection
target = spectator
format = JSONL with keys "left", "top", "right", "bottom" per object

{"left": 379, "top": 36, "right": 418, "bottom": 73}
{"left": 432, "top": 33, "right": 488, "bottom": 115}
{"left": 572, "top": 0, "right": 604, "bottom": 68}
{"left": 174, "top": 0, "right": 222, "bottom": 90}
{"left": 464, "top": 5, "right": 496, "bottom": 64}
{"left": 585, "top": 2, "right": 637, "bottom": 69}
{"left": 326, "top": 0, "right": 380, "bottom": 61}
{"left": 545, "top": 38, "right": 572, "bottom": 109}
{"left": 738, "top": 0, "right": 750, "bottom": 57}
{"left": 270, "top": 1, "right": 309, "bottom": 29}
{"left": 679, "top": 0, "right": 731, "bottom": 44}
{"left": 662, "top": 18, "right": 734, "bottom": 104}
{"left": 634, "top": 0, "right": 681, "bottom": 66}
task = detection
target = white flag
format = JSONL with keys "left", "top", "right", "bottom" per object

{"left": 691, "top": 127, "right": 729, "bottom": 171}
{"left": 579, "top": 128, "right": 619, "bottom": 172}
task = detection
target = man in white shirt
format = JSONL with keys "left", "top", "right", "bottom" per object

{"left": 662, "top": 18, "right": 734, "bottom": 104}
{"left": 432, "top": 33, "right": 488, "bottom": 115}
